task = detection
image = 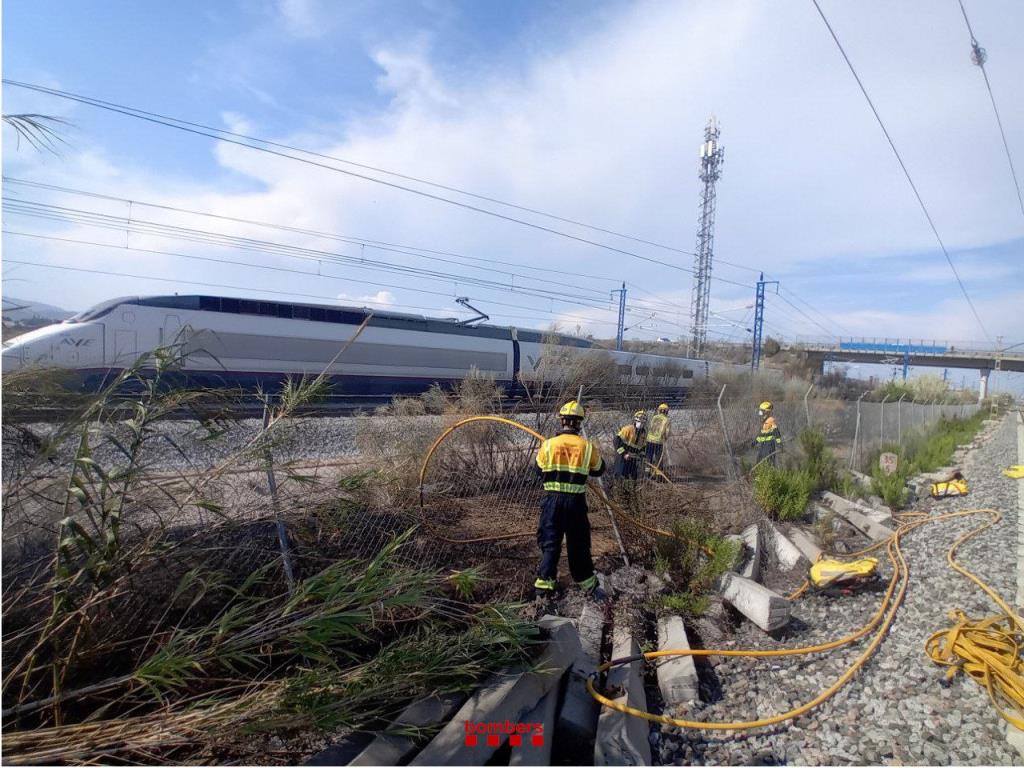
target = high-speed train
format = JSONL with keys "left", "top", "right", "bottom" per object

{"left": 1, "top": 294, "right": 746, "bottom": 403}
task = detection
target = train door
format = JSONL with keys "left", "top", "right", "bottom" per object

{"left": 114, "top": 330, "right": 137, "bottom": 364}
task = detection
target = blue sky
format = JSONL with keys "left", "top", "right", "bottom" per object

{"left": 3, "top": 0, "right": 1023, "bottom": 392}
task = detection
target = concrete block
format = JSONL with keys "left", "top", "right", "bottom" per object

{"left": 762, "top": 522, "right": 805, "bottom": 571}
{"left": 509, "top": 682, "right": 559, "bottom": 766}
{"left": 594, "top": 626, "right": 652, "bottom": 766}
{"left": 849, "top": 469, "right": 873, "bottom": 491}
{"left": 554, "top": 606, "right": 604, "bottom": 756}
{"left": 865, "top": 495, "right": 888, "bottom": 511}
{"left": 348, "top": 692, "right": 466, "bottom": 766}
{"left": 656, "top": 616, "right": 699, "bottom": 707}
{"left": 726, "top": 523, "right": 761, "bottom": 581}
{"left": 410, "top": 620, "right": 580, "bottom": 766}
{"left": 786, "top": 527, "right": 823, "bottom": 563}
{"left": 822, "top": 492, "right": 895, "bottom": 541}
{"left": 719, "top": 573, "right": 791, "bottom": 632}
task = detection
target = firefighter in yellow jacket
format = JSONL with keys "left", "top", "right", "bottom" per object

{"left": 646, "top": 403, "right": 671, "bottom": 469}
{"left": 753, "top": 401, "right": 782, "bottom": 466}
{"left": 614, "top": 410, "right": 648, "bottom": 481}
{"left": 534, "top": 401, "right": 606, "bottom": 600}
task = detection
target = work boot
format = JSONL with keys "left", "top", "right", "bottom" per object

{"left": 579, "top": 574, "right": 607, "bottom": 603}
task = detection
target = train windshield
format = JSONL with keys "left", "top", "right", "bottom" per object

{"left": 65, "top": 297, "right": 134, "bottom": 323}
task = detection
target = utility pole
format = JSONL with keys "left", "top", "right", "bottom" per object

{"left": 751, "top": 272, "right": 778, "bottom": 371}
{"left": 689, "top": 116, "right": 725, "bottom": 358}
{"left": 611, "top": 282, "right": 626, "bottom": 351}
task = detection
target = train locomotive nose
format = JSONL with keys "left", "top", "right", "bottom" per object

{"left": 2, "top": 341, "right": 25, "bottom": 372}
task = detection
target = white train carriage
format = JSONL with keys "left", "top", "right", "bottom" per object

{"left": 1, "top": 294, "right": 727, "bottom": 403}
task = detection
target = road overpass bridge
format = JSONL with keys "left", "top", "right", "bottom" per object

{"left": 785, "top": 338, "right": 1024, "bottom": 399}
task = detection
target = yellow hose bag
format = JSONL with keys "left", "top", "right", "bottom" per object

{"left": 930, "top": 477, "right": 969, "bottom": 498}
{"left": 809, "top": 557, "right": 880, "bottom": 589}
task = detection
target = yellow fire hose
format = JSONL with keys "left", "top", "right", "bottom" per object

{"left": 417, "top": 417, "right": 1024, "bottom": 730}
{"left": 587, "top": 508, "right": 1024, "bottom": 732}
{"left": 417, "top": 415, "right": 675, "bottom": 546}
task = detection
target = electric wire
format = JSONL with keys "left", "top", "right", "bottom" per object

{"left": 2, "top": 177, "right": 644, "bottom": 292}
{"left": 2, "top": 228, "right": 694, "bottom": 339}
{"left": 0, "top": 238, "right": 656, "bottom": 334}
{"left": 0, "top": 86, "right": 768, "bottom": 276}
{"left": 810, "top": 0, "right": 992, "bottom": 344}
{"left": 2, "top": 198, "right": 618, "bottom": 306}
{"left": 3, "top": 205, "right": 653, "bottom": 323}
{"left": 957, "top": 0, "right": 1024, "bottom": 220}
{"left": 2, "top": 80, "right": 761, "bottom": 291}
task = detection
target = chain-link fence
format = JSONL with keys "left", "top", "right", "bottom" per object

{"left": 2, "top": 371, "right": 983, "bottom": 605}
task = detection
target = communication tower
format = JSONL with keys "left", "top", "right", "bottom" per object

{"left": 689, "top": 116, "right": 725, "bottom": 357}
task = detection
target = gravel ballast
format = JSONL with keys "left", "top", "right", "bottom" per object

{"left": 657, "top": 413, "right": 1022, "bottom": 766}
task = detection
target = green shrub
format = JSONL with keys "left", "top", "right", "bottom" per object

{"left": 753, "top": 463, "right": 815, "bottom": 520}
{"left": 831, "top": 472, "right": 866, "bottom": 501}
{"left": 798, "top": 429, "right": 839, "bottom": 493}
{"left": 656, "top": 591, "right": 709, "bottom": 616}
{"left": 871, "top": 470, "right": 909, "bottom": 510}
{"left": 864, "top": 411, "right": 986, "bottom": 510}
{"left": 653, "top": 520, "right": 741, "bottom": 597}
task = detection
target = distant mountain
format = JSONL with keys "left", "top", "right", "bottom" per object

{"left": 2, "top": 296, "right": 77, "bottom": 323}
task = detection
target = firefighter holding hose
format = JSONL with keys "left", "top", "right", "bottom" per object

{"left": 534, "top": 400, "right": 607, "bottom": 601}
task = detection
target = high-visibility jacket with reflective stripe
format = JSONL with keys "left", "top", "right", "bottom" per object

{"left": 614, "top": 424, "right": 646, "bottom": 454}
{"left": 648, "top": 413, "right": 670, "bottom": 444}
{"left": 755, "top": 416, "right": 782, "bottom": 444}
{"left": 536, "top": 431, "right": 605, "bottom": 493}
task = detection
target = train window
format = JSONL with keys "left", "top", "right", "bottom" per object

{"left": 293, "top": 306, "right": 310, "bottom": 320}
{"left": 325, "top": 309, "right": 342, "bottom": 323}
{"left": 221, "top": 298, "right": 240, "bottom": 313}
{"left": 199, "top": 296, "right": 221, "bottom": 311}
{"left": 682, "top": 369, "right": 694, "bottom": 379}
{"left": 276, "top": 304, "right": 293, "bottom": 318}
{"left": 617, "top": 364, "right": 633, "bottom": 376}
{"left": 636, "top": 365, "right": 652, "bottom": 377}
{"left": 309, "top": 307, "right": 325, "bottom": 321}
{"left": 258, "top": 303, "right": 277, "bottom": 316}
{"left": 239, "top": 300, "right": 259, "bottom": 314}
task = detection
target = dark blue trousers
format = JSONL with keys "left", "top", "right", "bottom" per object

{"left": 536, "top": 492, "right": 594, "bottom": 584}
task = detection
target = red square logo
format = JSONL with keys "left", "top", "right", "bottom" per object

{"left": 464, "top": 734, "right": 477, "bottom": 747}
{"left": 487, "top": 734, "right": 500, "bottom": 747}
{"left": 510, "top": 735, "right": 522, "bottom": 747}
{"left": 532, "top": 734, "right": 545, "bottom": 747}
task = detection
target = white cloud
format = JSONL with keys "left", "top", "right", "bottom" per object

{"left": 337, "top": 290, "right": 397, "bottom": 308}
{"left": 4, "top": 0, "right": 1022, "bottom": 350}
{"left": 276, "top": 0, "right": 323, "bottom": 39}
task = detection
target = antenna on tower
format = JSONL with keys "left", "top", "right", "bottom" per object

{"left": 689, "top": 116, "right": 725, "bottom": 358}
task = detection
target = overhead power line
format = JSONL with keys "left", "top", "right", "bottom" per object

{"left": 2, "top": 90, "right": 849, "bottom": 338}
{"left": 956, "top": 0, "right": 1024, "bottom": 220}
{"left": 3, "top": 80, "right": 762, "bottom": 290}
{"left": 2, "top": 207, "right": 640, "bottom": 319}
{"left": 3, "top": 177, "right": 629, "bottom": 292}
{"left": 1, "top": 85, "right": 770, "bottom": 274}
{"left": 3, "top": 198, "right": 614, "bottom": 307}
{"left": 810, "top": 0, "right": 992, "bottom": 343}
{"left": 0, "top": 245, "right": 641, "bottom": 332}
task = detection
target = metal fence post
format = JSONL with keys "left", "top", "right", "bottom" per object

{"left": 880, "top": 394, "right": 889, "bottom": 445}
{"left": 897, "top": 394, "right": 905, "bottom": 447}
{"left": 850, "top": 392, "right": 866, "bottom": 471}
{"left": 804, "top": 383, "right": 815, "bottom": 429}
{"left": 717, "top": 385, "right": 737, "bottom": 480}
